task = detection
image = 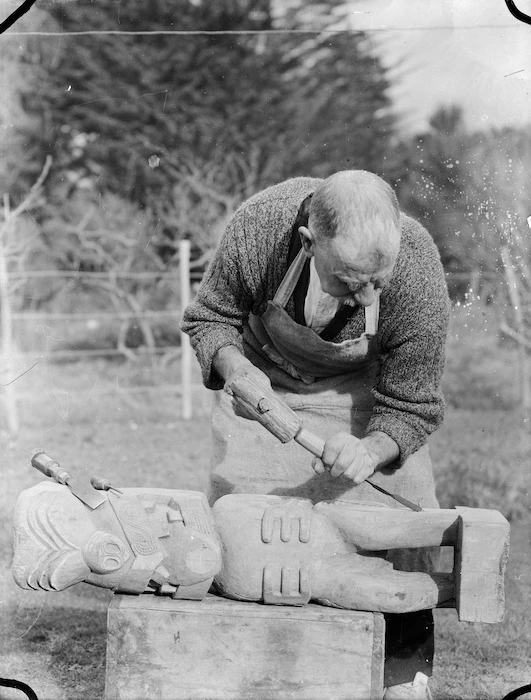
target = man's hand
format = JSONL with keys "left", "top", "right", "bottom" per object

{"left": 311, "top": 432, "right": 378, "bottom": 484}
{"left": 227, "top": 363, "right": 273, "bottom": 422}
{"left": 224, "top": 360, "right": 272, "bottom": 394}
{"left": 214, "top": 346, "right": 273, "bottom": 421}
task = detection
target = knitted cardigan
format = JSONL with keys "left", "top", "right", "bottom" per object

{"left": 182, "top": 177, "right": 451, "bottom": 465}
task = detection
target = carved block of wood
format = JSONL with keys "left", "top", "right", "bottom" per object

{"left": 105, "top": 595, "right": 385, "bottom": 700}
{"left": 455, "top": 508, "right": 510, "bottom": 623}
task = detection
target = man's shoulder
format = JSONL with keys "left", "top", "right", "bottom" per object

{"left": 378, "top": 213, "right": 449, "bottom": 325}
{"left": 223, "top": 177, "right": 322, "bottom": 252}
{"left": 385, "top": 213, "right": 447, "bottom": 298}
{"left": 400, "top": 213, "right": 434, "bottom": 245}
{"left": 398, "top": 213, "right": 443, "bottom": 263}
{"left": 240, "top": 177, "right": 322, "bottom": 214}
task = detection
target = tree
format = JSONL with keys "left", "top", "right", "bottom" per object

{"left": 18, "top": 0, "right": 290, "bottom": 208}
{"left": 0, "top": 157, "right": 52, "bottom": 435}
{"left": 278, "top": 1, "right": 395, "bottom": 178}
{"left": 0, "top": 0, "right": 47, "bottom": 201}
{"left": 390, "top": 106, "right": 473, "bottom": 276}
{"left": 15, "top": 0, "right": 396, "bottom": 263}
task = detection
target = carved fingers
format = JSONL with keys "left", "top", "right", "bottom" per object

{"left": 261, "top": 499, "right": 312, "bottom": 543}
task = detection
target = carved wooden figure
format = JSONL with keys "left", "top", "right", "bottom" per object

{"left": 12, "top": 481, "right": 509, "bottom": 622}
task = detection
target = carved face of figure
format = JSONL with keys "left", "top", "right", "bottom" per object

{"left": 12, "top": 482, "right": 131, "bottom": 591}
{"left": 12, "top": 483, "right": 222, "bottom": 598}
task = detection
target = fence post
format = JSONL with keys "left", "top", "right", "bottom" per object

{"left": 501, "top": 245, "right": 530, "bottom": 417}
{"left": 0, "top": 195, "right": 20, "bottom": 435}
{"left": 179, "top": 239, "right": 193, "bottom": 420}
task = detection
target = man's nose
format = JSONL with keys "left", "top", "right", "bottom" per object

{"left": 354, "top": 283, "right": 377, "bottom": 307}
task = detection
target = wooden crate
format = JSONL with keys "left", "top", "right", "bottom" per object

{"left": 106, "top": 594, "right": 384, "bottom": 700}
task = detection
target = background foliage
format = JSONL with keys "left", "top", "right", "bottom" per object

{"left": 0, "top": 0, "right": 528, "bottom": 397}
{"left": 3, "top": 0, "right": 528, "bottom": 311}
{"left": 10, "top": 0, "right": 395, "bottom": 271}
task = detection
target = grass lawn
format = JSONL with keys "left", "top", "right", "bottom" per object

{"left": 1, "top": 303, "right": 530, "bottom": 699}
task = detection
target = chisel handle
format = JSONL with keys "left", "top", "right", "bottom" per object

{"left": 31, "top": 449, "right": 71, "bottom": 485}
{"left": 295, "top": 427, "right": 325, "bottom": 457}
{"left": 90, "top": 476, "right": 123, "bottom": 494}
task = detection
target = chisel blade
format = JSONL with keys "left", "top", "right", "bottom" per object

{"left": 65, "top": 473, "right": 108, "bottom": 510}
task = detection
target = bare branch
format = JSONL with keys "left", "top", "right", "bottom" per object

{"left": 3, "top": 156, "right": 52, "bottom": 222}
{"left": 499, "top": 322, "right": 531, "bottom": 350}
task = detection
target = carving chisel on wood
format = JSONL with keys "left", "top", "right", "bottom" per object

{"left": 31, "top": 449, "right": 108, "bottom": 510}
{"left": 225, "top": 367, "right": 423, "bottom": 512}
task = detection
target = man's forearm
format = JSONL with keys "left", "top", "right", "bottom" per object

{"left": 212, "top": 345, "right": 252, "bottom": 383}
{"left": 361, "top": 431, "right": 400, "bottom": 469}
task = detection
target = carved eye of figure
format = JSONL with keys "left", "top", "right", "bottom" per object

{"left": 83, "top": 530, "right": 130, "bottom": 574}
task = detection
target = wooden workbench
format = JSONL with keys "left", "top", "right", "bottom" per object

{"left": 105, "top": 594, "right": 385, "bottom": 699}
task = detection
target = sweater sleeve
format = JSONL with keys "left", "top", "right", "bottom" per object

{"left": 181, "top": 177, "right": 321, "bottom": 390}
{"left": 181, "top": 210, "right": 257, "bottom": 390}
{"left": 366, "top": 222, "right": 450, "bottom": 465}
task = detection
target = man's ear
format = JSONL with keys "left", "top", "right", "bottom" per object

{"left": 298, "top": 226, "right": 314, "bottom": 257}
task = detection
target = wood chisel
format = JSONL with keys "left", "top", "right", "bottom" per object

{"left": 31, "top": 449, "right": 108, "bottom": 510}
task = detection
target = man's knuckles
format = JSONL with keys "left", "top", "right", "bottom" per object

{"left": 322, "top": 433, "right": 356, "bottom": 461}
{"left": 328, "top": 448, "right": 362, "bottom": 477}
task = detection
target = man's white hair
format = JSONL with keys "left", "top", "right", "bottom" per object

{"left": 309, "top": 170, "right": 401, "bottom": 268}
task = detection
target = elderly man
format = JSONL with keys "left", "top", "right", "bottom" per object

{"left": 182, "top": 170, "right": 450, "bottom": 700}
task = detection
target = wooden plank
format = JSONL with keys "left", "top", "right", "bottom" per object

{"left": 105, "top": 595, "right": 384, "bottom": 700}
{"left": 370, "top": 610, "right": 385, "bottom": 699}
{"left": 455, "top": 508, "right": 510, "bottom": 623}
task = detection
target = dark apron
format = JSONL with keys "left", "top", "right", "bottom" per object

{"left": 210, "top": 249, "right": 440, "bottom": 684}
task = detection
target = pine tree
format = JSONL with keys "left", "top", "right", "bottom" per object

{"left": 15, "top": 0, "right": 396, "bottom": 261}
{"left": 20, "top": 0, "right": 287, "bottom": 205}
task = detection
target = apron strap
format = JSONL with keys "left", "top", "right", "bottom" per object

{"left": 274, "top": 248, "right": 381, "bottom": 335}
{"left": 273, "top": 249, "right": 308, "bottom": 308}
{"left": 364, "top": 290, "right": 381, "bottom": 336}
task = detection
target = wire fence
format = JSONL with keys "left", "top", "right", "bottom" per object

{"left": 0, "top": 263, "right": 512, "bottom": 428}
{"left": 0, "top": 241, "right": 202, "bottom": 427}
{"left": 6, "top": 268, "right": 499, "bottom": 349}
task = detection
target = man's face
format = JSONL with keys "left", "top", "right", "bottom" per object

{"left": 299, "top": 226, "right": 396, "bottom": 307}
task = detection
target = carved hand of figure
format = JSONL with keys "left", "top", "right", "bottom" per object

{"left": 312, "top": 432, "right": 378, "bottom": 484}
{"left": 261, "top": 498, "right": 312, "bottom": 544}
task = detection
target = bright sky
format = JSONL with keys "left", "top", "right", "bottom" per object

{"left": 346, "top": 0, "right": 531, "bottom": 133}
